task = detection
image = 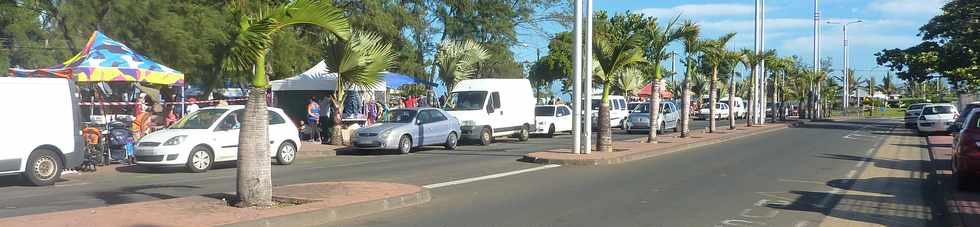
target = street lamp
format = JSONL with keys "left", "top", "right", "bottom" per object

{"left": 827, "top": 19, "right": 862, "bottom": 117}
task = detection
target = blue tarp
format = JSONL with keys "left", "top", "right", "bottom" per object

{"left": 383, "top": 72, "right": 437, "bottom": 88}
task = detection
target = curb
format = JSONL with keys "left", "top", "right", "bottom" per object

{"left": 521, "top": 121, "right": 804, "bottom": 166}
{"left": 222, "top": 189, "right": 431, "bottom": 227}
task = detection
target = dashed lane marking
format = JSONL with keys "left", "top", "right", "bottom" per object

{"left": 422, "top": 164, "right": 561, "bottom": 189}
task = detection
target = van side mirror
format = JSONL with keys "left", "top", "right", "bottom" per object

{"left": 486, "top": 104, "right": 494, "bottom": 114}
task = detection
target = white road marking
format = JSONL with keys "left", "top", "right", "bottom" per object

{"left": 855, "top": 160, "right": 867, "bottom": 168}
{"left": 845, "top": 170, "right": 858, "bottom": 179}
{"left": 422, "top": 164, "right": 561, "bottom": 189}
{"left": 795, "top": 220, "right": 811, "bottom": 227}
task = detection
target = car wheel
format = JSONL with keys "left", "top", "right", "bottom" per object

{"left": 624, "top": 123, "right": 632, "bottom": 134}
{"left": 186, "top": 147, "right": 213, "bottom": 173}
{"left": 518, "top": 125, "right": 530, "bottom": 142}
{"left": 673, "top": 122, "right": 679, "bottom": 132}
{"left": 23, "top": 148, "right": 61, "bottom": 186}
{"left": 547, "top": 124, "right": 556, "bottom": 138}
{"left": 480, "top": 127, "right": 493, "bottom": 146}
{"left": 398, "top": 135, "right": 413, "bottom": 154}
{"left": 445, "top": 132, "right": 459, "bottom": 150}
{"left": 275, "top": 141, "right": 297, "bottom": 165}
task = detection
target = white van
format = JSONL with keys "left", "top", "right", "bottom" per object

{"left": 0, "top": 77, "right": 84, "bottom": 186}
{"left": 591, "top": 95, "right": 628, "bottom": 128}
{"left": 719, "top": 97, "right": 747, "bottom": 119}
{"left": 445, "top": 79, "right": 536, "bottom": 145}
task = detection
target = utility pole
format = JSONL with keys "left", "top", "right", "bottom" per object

{"left": 813, "top": 0, "right": 821, "bottom": 119}
{"left": 583, "top": 0, "right": 593, "bottom": 154}
{"left": 572, "top": 0, "right": 583, "bottom": 154}
{"left": 828, "top": 20, "right": 862, "bottom": 118}
{"left": 754, "top": 0, "right": 763, "bottom": 125}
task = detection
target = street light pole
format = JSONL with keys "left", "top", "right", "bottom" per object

{"left": 813, "top": 0, "right": 820, "bottom": 118}
{"left": 572, "top": 0, "right": 583, "bottom": 154}
{"left": 583, "top": 0, "right": 593, "bottom": 154}
{"left": 827, "top": 20, "right": 862, "bottom": 117}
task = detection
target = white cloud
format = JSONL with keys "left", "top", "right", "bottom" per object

{"left": 638, "top": 4, "right": 756, "bottom": 18}
{"left": 868, "top": 0, "right": 945, "bottom": 16}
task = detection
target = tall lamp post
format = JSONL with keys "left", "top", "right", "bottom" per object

{"left": 827, "top": 20, "right": 862, "bottom": 117}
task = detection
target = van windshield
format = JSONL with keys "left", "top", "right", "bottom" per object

{"left": 171, "top": 109, "right": 227, "bottom": 129}
{"left": 445, "top": 91, "right": 487, "bottom": 111}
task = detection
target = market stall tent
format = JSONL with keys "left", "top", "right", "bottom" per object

{"left": 638, "top": 82, "right": 673, "bottom": 99}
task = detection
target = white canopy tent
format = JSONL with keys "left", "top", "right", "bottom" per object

{"left": 271, "top": 61, "right": 385, "bottom": 92}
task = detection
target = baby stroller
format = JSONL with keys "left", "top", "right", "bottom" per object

{"left": 107, "top": 120, "right": 135, "bottom": 164}
{"left": 80, "top": 126, "right": 105, "bottom": 171}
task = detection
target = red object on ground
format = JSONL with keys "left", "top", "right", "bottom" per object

{"left": 638, "top": 83, "right": 672, "bottom": 99}
{"left": 927, "top": 135, "right": 980, "bottom": 227}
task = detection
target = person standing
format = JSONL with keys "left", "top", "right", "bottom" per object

{"left": 186, "top": 97, "right": 200, "bottom": 114}
{"left": 319, "top": 97, "right": 333, "bottom": 144}
{"left": 307, "top": 97, "right": 320, "bottom": 142}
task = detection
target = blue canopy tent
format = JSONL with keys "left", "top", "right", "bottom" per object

{"left": 382, "top": 72, "right": 437, "bottom": 89}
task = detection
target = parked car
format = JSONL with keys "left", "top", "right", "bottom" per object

{"left": 954, "top": 102, "right": 980, "bottom": 130}
{"left": 719, "top": 97, "right": 747, "bottom": 119}
{"left": 905, "top": 103, "right": 931, "bottom": 128}
{"left": 591, "top": 95, "right": 629, "bottom": 128}
{"left": 623, "top": 101, "right": 680, "bottom": 134}
{"left": 135, "top": 106, "right": 301, "bottom": 172}
{"left": 916, "top": 103, "right": 958, "bottom": 135}
{"left": 533, "top": 105, "right": 573, "bottom": 137}
{"left": 0, "top": 77, "right": 84, "bottom": 186}
{"left": 445, "top": 79, "right": 536, "bottom": 145}
{"left": 627, "top": 101, "right": 645, "bottom": 113}
{"left": 353, "top": 108, "right": 460, "bottom": 154}
{"left": 951, "top": 109, "right": 980, "bottom": 190}
{"left": 696, "top": 103, "right": 730, "bottom": 120}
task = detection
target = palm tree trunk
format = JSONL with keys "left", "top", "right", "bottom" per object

{"left": 330, "top": 89, "right": 346, "bottom": 146}
{"left": 647, "top": 77, "right": 661, "bottom": 143}
{"left": 681, "top": 72, "right": 691, "bottom": 137}
{"left": 728, "top": 71, "right": 736, "bottom": 130}
{"left": 709, "top": 67, "right": 717, "bottom": 133}
{"left": 237, "top": 88, "right": 273, "bottom": 207}
{"left": 598, "top": 83, "right": 613, "bottom": 152}
{"left": 747, "top": 68, "right": 755, "bottom": 127}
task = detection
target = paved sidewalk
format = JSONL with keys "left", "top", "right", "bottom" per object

{"left": 0, "top": 181, "right": 429, "bottom": 227}
{"left": 818, "top": 127, "right": 935, "bottom": 227}
{"left": 927, "top": 135, "right": 980, "bottom": 227}
{"left": 522, "top": 121, "right": 800, "bottom": 165}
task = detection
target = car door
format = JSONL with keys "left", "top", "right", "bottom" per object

{"left": 267, "top": 110, "right": 288, "bottom": 154}
{"left": 213, "top": 109, "right": 243, "bottom": 161}
{"left": 487, "top": 92, "right": 506, "bottom": 132}
{"left": 425, "top": 109, "right": 451, "bottom": 145}
{"left": 666, "top": 102, "right": 679, "bottom": 128}
{"left": 558, "top": 106, "right": 572, "bottom": 132}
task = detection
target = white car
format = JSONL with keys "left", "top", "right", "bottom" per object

{"left": 135, "top": 106, "right": 301, "bottom": 172}
{"left": 590, "top": 95, "right": 629, "bottom": 129}
{"left": 624, "top": 101, "right": 680, "bottom": 134}
{"left": 917, "top": 103, "right": 958, "bottom": 134}
{"left": 696, "top": 103, "right": 730, "bottom": 120}
{"left": 533, "top": 105, "right": 573, "bottom": 137}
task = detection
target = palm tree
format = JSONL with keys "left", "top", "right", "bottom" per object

{"left": 618, "top": 67, "right": 648, "bottom": 98}
{"left": 436, "top": 40, "right": 490, "bottom": 93}
{"left": 738, "top": 48, "right": 774, "bottom": 126}
{"left": 641, "top": 15, "right": 691, "bottom": 144}
{"left": 724, "top": 50, "right": 744, "bottom": 129}
{"left": 223, "top": 0, "right": 350, "bottom": 207}
{"left": 592, "top": 11, "right": 651, "bottom": 152}
{"left": 701, "top": 33, "right": 735, "bottom": 133}
{"left": 679, "top": 21, "right": 702, "bottom": 138}
{"left": 322, "top": 31, "right": 398, "bottom": 145}
{"left": 882, "top": 73, "right": 896, "bottom": 96}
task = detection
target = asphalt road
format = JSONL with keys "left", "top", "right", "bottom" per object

{"left": 328, "top": 118, "right": 946, "bottom": 227}
{"left": 0, "top": 117, "right": 743, "bottom": 218}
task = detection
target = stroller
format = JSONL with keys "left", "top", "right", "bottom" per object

{"left": 107, "top": 120, "right": 135, "bottom": 164}
{"left": 80, "top": 126, "right": 105, "bottom": 171}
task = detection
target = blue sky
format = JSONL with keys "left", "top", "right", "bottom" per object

{"left": 510, "top": 0, "right": 947, "bottom": 90}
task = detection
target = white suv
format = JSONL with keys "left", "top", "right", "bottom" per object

{"left": 135, "top": 106, "right": 301, "bottom": 172}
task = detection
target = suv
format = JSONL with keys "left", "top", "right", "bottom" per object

{"left": 905, "top": 103, "right": 931, "bottom": 128}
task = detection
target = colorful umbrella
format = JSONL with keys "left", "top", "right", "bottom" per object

{"left": 8, "top": 31, "right": 184, "bottom": 85}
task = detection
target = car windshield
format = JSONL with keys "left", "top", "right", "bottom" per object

{"left": 535, "top": 106, "right": 556, "bottom": 116}
{"left": 170, "top": 109, "right": 227, "bottom": 129}
{"left": 379, "top": 109, "right": 418, "bottom": 123}
{"left": 628, "top": 103, "right": 640, "bottom": 111}
{"left": 633, "top": 103, "right": 649, "bottom": 113}
{"left": 445, "top": 91, "right": 487, "bottom": 111}
{"left": 922, "top": 106, "right": 954, "bottom": 115}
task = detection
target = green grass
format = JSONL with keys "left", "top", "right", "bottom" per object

{"left": 828, "top": 107, "right": 905, "bottom": 118}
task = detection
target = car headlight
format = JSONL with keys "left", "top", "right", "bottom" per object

{"left": 380, "top": 129, "right": 393, "bottom": 138}
{"left": 163, "top": 135, "right": 188, "bottom": 146}
{"left": 461, "top": 120, "right": 476, "bottom": 127}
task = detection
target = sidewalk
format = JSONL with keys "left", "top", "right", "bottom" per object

{"left": 522, "top": 121, "right": 801, "bottom": 165}
{"left": 926, "top": 135, "right": 980, "bottom": 227}
{"left": 0, "top": 181, "right": 429, "bottom": 227}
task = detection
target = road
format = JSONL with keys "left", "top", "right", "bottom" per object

{"left": 0, "top": 118, "right": 741, "bottom": 218}
{"left": 328, "top": 118, "right": 946, "bottom": 226}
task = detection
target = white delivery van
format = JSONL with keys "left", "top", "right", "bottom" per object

{"left": 445, "top": 79, "right": 536, "bottom": 145}
{"left": 0, "top": 77, "right": 84, "bottom": 186}
{"left": 590, "top": 95, "right": 628, "bottom": 128}
{"left": 720, "top": 96, "right": 747, "bottom": 119}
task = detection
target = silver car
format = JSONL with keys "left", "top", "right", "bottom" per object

{"left": 352, "top": 108, "right": 461, "bottom": 154}
{"left": 623, "top": 101, "right": 680, "bottom": 134}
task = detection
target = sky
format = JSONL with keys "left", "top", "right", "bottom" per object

{"left": 509, "top": 0, "right": 948, "bottom": 94}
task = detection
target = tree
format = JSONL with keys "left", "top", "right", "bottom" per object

{"left": 592, "top": 11, "right": 650, "bottom": 152}
{"left": 738, "top": 48, "right": 773, "bottom": 126}
{"left": 678, "top": 20, "right": 702, "bottom": 138}
{"left": 881, "top": 73, "right": 896, "bottom": 95}
{"left": 436, "top": 39, "right": 490, "bottom": 93}
{"left": 618, "top": 67, "right": 648, "bottom": 98}
{"left": 700, "top": 33, "right": 735, "bottom": 133}
{"left": 222, "top": 0, "right": 350, "bottom": 207}
{"left": 322, "top": 31, "right": 398, "bottom": 145}
{"left": 641, "top": 15, "right": 690, "bottom": 144}
{"left": 724, "top": 50, "right": 744, "bottom": 129}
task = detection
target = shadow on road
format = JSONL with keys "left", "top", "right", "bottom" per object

{"left": 817, "top": 153, "right": 928, "bottom": 172}
{"left": 90, "top": 184, "right": 201, "bottom": 205}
